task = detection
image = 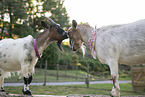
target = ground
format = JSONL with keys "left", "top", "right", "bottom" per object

{"left": 0, "top": 92, "right": 143, "bottom": 97}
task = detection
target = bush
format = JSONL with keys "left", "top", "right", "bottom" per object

{"left": 80, "top": 65, "right": 87, "bottom": 71}
{"left": 120, "top": 73, "right": 128, "bottom": 78}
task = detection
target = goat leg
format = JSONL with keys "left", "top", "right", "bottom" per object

{"left": 22, "top": 75, "right": 32, "bottom": 95}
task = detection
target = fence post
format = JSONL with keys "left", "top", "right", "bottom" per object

{"left": 43, "top": 60, "right": 47, "bottom": 86}
{"left": 40, "top": 63, "right": 42, "bottom": 74}
{"left": 86, "top": 63, "right": 89, "bottom": 88}
{"left": 76, "top": 65, "right": 78, "bottom": 80}
{"left": 40, "top": 63, "right": 42, "bottom": 69}
{"left": 65, "top": 65, "right": 68, "bottom": 77}
{"left": 57, "top": 64, "right": 59, "bottom": 81}
{"left": 131, "top": 65, "right": 134, "bottom": 91}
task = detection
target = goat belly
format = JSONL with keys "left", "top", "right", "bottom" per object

{"left": 0, "top": 35, "right": 34, "bottom": 72}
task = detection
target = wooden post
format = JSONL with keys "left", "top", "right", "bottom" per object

{"left": 131, "top": 65, "right": 134, "bottom": 91}
{"left": 40, "top": 63, "right": 42, "bottom": 74}
{"left": 43, "top": 60, "right": 47, "bottom": 86}
{"left": 40, "top": 63, "right": 42, "bottom": 69}
{"left": 57, "top": 64, "right": 59, "bottom": 81}
{"left": 65, "top": 65, "right": 67, "bottom": 77}
{"left": 76, "top": 65, "right": 78, "bottom": 80}
{"left": 87, "top": 63, "right": 89, "bottom": 88}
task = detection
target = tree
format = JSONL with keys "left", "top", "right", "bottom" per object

{"left": 37, "top": 42, "right": 60, "bottom": 69}
{"left": 43, "top": 0, "right": 70, "bottom": 28}
{"left": 0, "top": 0, "right": 28, "bottom": 39}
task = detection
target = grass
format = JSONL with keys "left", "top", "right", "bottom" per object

{"left": 3, "top": 69, "right": 141, "bottom": 96}
{"left": 4, "top": 83, "right": 145, "bottom": 96}
{"left": 4, "top": 68, "right": 109, "bottom": 83}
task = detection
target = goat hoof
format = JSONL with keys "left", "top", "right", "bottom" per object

{"left": 0, "top": 89, "right": 5, "bottom": 92}
{"left": 110, "top": 94, "right": 114, "bottom": 97}
{"left": 0, "top": 88, "right": 5, "bottom": 92}
{"left": 22, "top": 90, "right": 32, "bottom": 95}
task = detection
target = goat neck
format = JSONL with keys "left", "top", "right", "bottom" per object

{"left": 35, "top": 29, "right": 51, "bottom": 53}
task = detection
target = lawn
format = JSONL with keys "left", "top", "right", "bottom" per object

{"left": 4, "top": 83, "right": 145, "bottom": 96}
{"left": 4, "top": 68, "right": 110, "bottom": 83}
{"left": 4, "top": 68, "right": 131, "bottom": 83}
{"left": 4, "top": 68, "right": 138, "bottom": 96}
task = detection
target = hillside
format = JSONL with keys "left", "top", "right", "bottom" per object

{"left": 58, "top": 43, "right": 110, "bottom": 75}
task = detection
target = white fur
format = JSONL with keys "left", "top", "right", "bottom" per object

{"left": 96, "top": 20, "right": 145, "bottom": 96}
{"left": 0, "top": 35, "right": 37, "bottom": 89}
{"left": 75, "top": 19, "right": 145, "bottom": 96}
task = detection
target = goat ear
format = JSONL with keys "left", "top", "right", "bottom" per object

{"left": 41, "top": 21, "right": 49, "bottom": 29}
{"left": 72, "top": 20, "right": 77, "bottom": 29}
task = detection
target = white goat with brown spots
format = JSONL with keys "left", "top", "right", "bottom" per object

{"left": 68, "top": 19, "right": 145, "bottom": 97}
{"left": 0, "top": 17, "right": 68, "bottom": 95}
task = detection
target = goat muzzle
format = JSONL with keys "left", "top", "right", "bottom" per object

{"left": 57, "top": 32, "right": 69, "bottom": 51}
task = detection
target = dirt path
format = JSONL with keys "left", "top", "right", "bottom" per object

{"left": 4, "top": 80, "right": 131, "bottom": 86}
{"left": 0, "top": 92, "right": 66, "bottom": 97}
{"left": 0, "top": 92, "right": 143, "bottom": 97}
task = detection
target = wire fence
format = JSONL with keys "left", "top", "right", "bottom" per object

{"left": 4, "top": 62, "right": 110, "bottom": 84}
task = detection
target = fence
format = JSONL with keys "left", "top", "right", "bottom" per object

{"left": 4, "top": 63, "right": 109, "bottom": 84}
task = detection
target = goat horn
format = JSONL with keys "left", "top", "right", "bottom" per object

{"left": 45, "top": 17, "right": 56, "bottom": 24}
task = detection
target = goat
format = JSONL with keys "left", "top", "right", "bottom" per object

{"left": 0, "top": 17, "right": 68, "bottom": 95}
{"left": 68, "top": 19, "right": 145, "bottom": 96}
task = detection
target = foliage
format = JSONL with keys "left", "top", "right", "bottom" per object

{"left": 71, "top": 55, "right": 78, "bottom": 65}
{"left": 37, "top": 42, "right": 60, "bottom": 66}
{"left": 80, "top": 65, "right": 87, "bottom": 71}
{"left": 58, "top": 44, "right": 72, "bottom": 66}
{"left": 0, "top": 0, "right": 28, "bottom": 39}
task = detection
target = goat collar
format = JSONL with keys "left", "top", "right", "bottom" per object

{"left": 87, "top": 29, "right": 97, "bottom": 59}
{"left": 34, "top": 39, "right": 41, "bottom": 59}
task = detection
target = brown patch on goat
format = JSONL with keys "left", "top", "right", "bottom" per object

{"left": 68, "top": 27, "right": 83, "bottom": 51}
{"left": 36, "top": 26, "right": 64, "bottom": 49}
{"left": 36, "top": 29, "right": 50, "bottom": 48}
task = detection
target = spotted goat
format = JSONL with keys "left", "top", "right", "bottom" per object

{"left": 0, "top": 17, "right": 68, "bottom": 95}
{"left": 68, "top": 19, "right": 145, "bottom": 97}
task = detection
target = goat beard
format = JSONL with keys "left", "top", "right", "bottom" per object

{"left": 81, "top": 42, "right": 86, "bottom": 58}
{"left": 57, "top": 40, "right": 64, "bottom": 52}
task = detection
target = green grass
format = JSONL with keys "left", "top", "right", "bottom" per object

{"left": 4, "top": 83, "right": 145, "bottom": 96}
{"left": 5, "top": 69, "right": 109, "bottom": 83}
{"left": 3, "top": 69, "right": 140, "bottom": 96}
